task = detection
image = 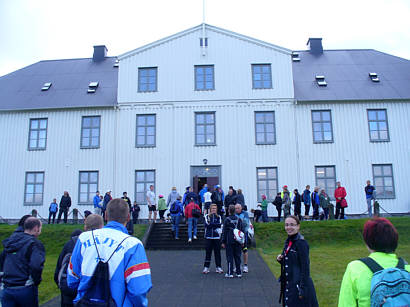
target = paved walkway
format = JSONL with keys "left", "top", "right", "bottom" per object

{"left": 41, "top": 249, "right": 280, "bottom": 307}
{"left": 147, "top": 249, "right": 280, "bottom": 307}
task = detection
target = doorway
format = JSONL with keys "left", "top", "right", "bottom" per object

{"left": 191, "top": 166, "right": 221, "bottom": 194}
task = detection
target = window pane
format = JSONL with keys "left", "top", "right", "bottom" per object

{"left": 92, "top": 117, "right": 100, "bottom": 127}
{"left": 324, "top": 131, "right": 332, "bottom": 141}
{"left": 384, "top": 177, "right": 393, "bottom": 187}
{"left": 196, "top": 114, "right": 204, "bottom": 124}
{"left": 379, "top": 131, "right": 388, "bottom": 140}
{"left": 146, "top": 116, "right": 155, "bottom": 126}
{"left": 369, "top": 122, "right": 378, "bottom": 131}
{"left": 256, "top": 133, "right": 265, "bottom": 143}
{"left": 136, "top": 136, "right": 145, "bottom": 145}
{"left": 89, "top": 184, "right": 97, "bottom": 193}
{"left": 383, "top": 166, "right": 392, "bottom": 176}
{"left": 313, "top": 123, "right": 322, "bottom": 132}
{"left": 378, "top": 121, "right": 387, "bottom": 131}
{"left": 265, "top": 124, "right": 274, "bottom": 133}
{"left": 91, "top": 137, "right": 99, "bottom": 147}
{"left": 255, "top": 113, "right": 264, "bottom": 123}
{"left": 39, "top": 130, "right": 46, "bottom": 139}
{"left": 26, "top": 184, "right": 34, "bottom": 194}
{"left": 206, "top": 135, "right": 214, "bottom": 144}
{"left": 263, "top": 80, "right": 271, "bottom": 88}
{"left": 266, "top": 133, "right": 275, "bottom": 143}
{"left": 146, "top": 127, "right": 155, "bottom": 136}
{"left": 368, "top": 111, "right": 377, "bottom": 120}
{"left": 316, "top": 168, "right": 325, "bottom": 177}
{"left": 206, "top": 114, "right": 214, "bottom": 124}
{"left": 257, "top": 169, "right": 267, "bottom": 179}
{"left": 314, "top": 132, "right": 322, "bottom": 141}
{"left": 197, "top": 125, "right": 204, "bottom": 134}
{"left": 80, "top": 193, "right": 88, "bottom": 203}
{"left": 137, "top": 127, "right": 145, "bottom": 136}
{"left": 29, "top": 140, "right": 37, "bottom": 148}
{"left": 83, "top": 117, "right": 91, "bottom": 127}
{"left": 31, "top": 120, "right": 39, "bottom": 129}
{"left": 36, "top": 173, "right": 44, "bottom": 183}
{"left": 323, "top": 123, "right": 331, "bottom": 132}
{"left": 138, "top": 116, "right": 146, "bottom": 126}
{"left": 80, "top": 183, "right": 88, "bottom": 193}
{"left": 374, "top": 177, "right": 383, "bottom": 186}
{"left": 136, "top": 183, "right": 144, "bottom": 193}
{"left": 377, "top": 111, "right": 386, "bottom": 120}
{"left": 136, "top": 172, "right": 145, "bottom": 182}
{"left": 25, "top": 194, "right": 34, "bottom": 203}
{"left": 89, "top": 172, "right": 98, "bottom": 182}
{"left": 317, "top": 179, "right": 326, "bottom": 189}
{"left": 82, "top": 128, "right": 90, "bottom": 137}
{"left": 262, "top": 65, "right": 270, "bottom": 73}
{"left": 326, "top": 167, "right": 335, "bottom": 177}
{"left": 39, "top": 120, "right": 47, "bottom": 129}
{"left": 146, "top": 171, "right": 154, "bottom": 182}
{"left": 30, "top": 131, "right": 38, "bottom": 140}
{"left": 146, "top": 136, "right": 155, "bottom": 145}
{"left": 370, "top": 131, "right": 379, "bottom": 140}
{"left": 91, "top": 129, "right": 99, "bottom": 137}
{"left": 265, "top": 113, "right": 274, "bottom": 123}
{"left": 267, "top": 168, "right": 276, "bottom": 178}
{"left": 34, "top": 193, "right": 42, "bottom": 203}
{"left": 322, "top": 112, "right": 330, "bottom": 121}
{"left": 268, "top": 180, "right": 276, "bottom": 190}
{"left": 196, "top": 134, "right": 205, "bottom": 144}
{"left": 254, "top": 80, "right": 262, "bottom": 88}
{"left": 206, "top": 125, "right": 214, "bottom": 134}
{"left": 253, "top": 66, "right": 261, "bottom": 73}
{"left": 312, "top": 112, "right": 321, "bottom": 121}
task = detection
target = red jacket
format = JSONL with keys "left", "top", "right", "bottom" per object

{"left": 334, "top": 187, "right": 347, "bottom": 201}
{"left": 184, "top": 202, "right": 201, "bottom": 218}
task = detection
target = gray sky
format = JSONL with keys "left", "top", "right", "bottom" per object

{"left": 1, "top": 0, "right": 409, "bottom": 77}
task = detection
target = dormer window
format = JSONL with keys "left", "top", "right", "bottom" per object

{"left": 369, "top": 73, "right": 380, "bottom": 82}
{"left": 41, "top": 82, "right": 52, "bottom": 91}
{"left": 292, "top": 52, "right": 300, "bottom": 62}
{"left": 315, "top": 75, "right": 327, "bottom": 86}
{"left": 87, "top": 82, "right": 99, "bottom": 93}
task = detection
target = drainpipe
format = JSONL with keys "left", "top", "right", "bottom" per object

{"left": 293, "top": 100, "right": 301, "bottom": 188}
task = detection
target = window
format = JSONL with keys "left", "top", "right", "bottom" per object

{"left": 199, "top": 38, "right": 208, "bottom": 47}
{"left": 315, "top": 166, "right": 336, "bottom": 199}
{"left": 79, "top": 171, "right": 98, "bottom": 204}
{"left": 252, "top": 64, "right": 272, "bottom": 89}
{"left": 257, "top": 167, "right": 278, "bottom": 201}
{"left": 28, "top": 118, "right": 47, "bottom": 150}
{"left": 81, "top": 116, "right": 100, "bottom": 148}
{"left": 195, "top": 65, "right": 214, "bottom": 91}
{"left": 368, "top": 109, "right": 389, "bottom": 142}
{"left": 312, "top": 110, "right": 333, "bottom": 143}
{"left": 135, "top": 170, "right": 155, "bottom": 204}
{"left": 255, "top": 111, "right": 276, "bottom": 145}
{"left": 373, "top": 164, "right": 395, "bottom": 198}
{"left": 138, "top": 67, "right": 157, "bottom": 92}
{"left": 24, "top": 172, "right": 44, "bottom": 205}
{"left": 195, "top": 112, "right": 215, "bottom": 145}
{"left": 136, "top": 114, "right": 156, "bottom": 147}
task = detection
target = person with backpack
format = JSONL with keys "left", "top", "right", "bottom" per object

{"left": 170, "top": 196, "right": 184, "bottom": 240}
{"left": 235, "top": 204, "right": 250, "bottom": 273}
{"left": 202, "top": 204, "right": 223, "bottom": 274}
{"left": 0, "top": 217, "right": 45, "bottom": 307}
{"left": 272, "top": 192, "right": 282, "bottom": 222}
{"left": 302, "top": 185, "right": 311, "bottom": 220}
{"left": 184, "top": 200, "right": 201, "bottom": 243}
{"left": 311, "top": 187, "right": 320, "bottom": 221}
{"left": 49, "top": 198, "right": 58, "bottom": 224}
{"left": 222, "top": 205, "right": 244, "bottom": 278}
{"left": 276, "top": 215, "right": 318, "bottom": 307}
{"left": 338, "top": 218, "right": 410, "bottom": 307}
{"left": 54, "top": 215, "right": 103, "bottom": 307}
{"left": 67, "top": 199, "right": 152, "bottom": 306}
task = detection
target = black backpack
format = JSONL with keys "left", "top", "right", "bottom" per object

{"left": 58, "top": 237, "right": 79, "bottom": 297}
{"left": 75, "top": 231, "right": 130, "bottom": 307}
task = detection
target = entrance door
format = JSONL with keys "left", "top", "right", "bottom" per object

{"left": 193, "top": 176, "right": 219, "bottom": 194}
{"left": 206, "top": 177, "right": 219, "bottom": 191}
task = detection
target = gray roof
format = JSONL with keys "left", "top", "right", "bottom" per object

{"left": 292, "top": 49, "right": 410, "bottom": 101}
{"left": 0, "top": 57, "right": 118, "bottom": 111}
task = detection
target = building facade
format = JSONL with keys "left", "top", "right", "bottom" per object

{"left": 0, "top": 24, "right": 409, "bottom": 220}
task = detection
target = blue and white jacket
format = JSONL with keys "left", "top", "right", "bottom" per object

{"left": 204, "top": 213, "right": 222, "bottom": 239}
{"left": 67, "top": 221, "right": 152, "bottom": 307}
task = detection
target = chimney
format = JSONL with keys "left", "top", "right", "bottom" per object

{"left": 93, "top": 45, "right": 108, "bottom": 62}
{"left": 307, "top": 38, "right": 323, "bottom": 54}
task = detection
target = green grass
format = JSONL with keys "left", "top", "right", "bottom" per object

{"left": 254, "top": 217, "right": 410, "bottom": 307}
{"left": 0, "top": 223, "right": 147, "bottom": 304}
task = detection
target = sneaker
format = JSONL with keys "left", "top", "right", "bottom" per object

{"left": 175, "top": 237, "right": 180, "bottom": 240}
{"left": 216, "top": 267, "right": 224, "bottom": 274}
{"left": 188, "top": 238, "right": 192, "bottom": 243}
{"left": 224, "top": 273, "right": 234, "bottom": 278}
{"left": 236, "top": 274, "right": 242, "bottom": 278}
{"left": 243, "top": 265, "right": 248, "bottom": 273}
{"left": 202, "top": 267, "right": 210, "bottom": 274}
{"left": 193, "top": 235, "right": 198, "bottom": 240}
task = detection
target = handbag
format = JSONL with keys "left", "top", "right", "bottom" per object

{"left": 340, "top": 198, "right": 348, "bottom": 208}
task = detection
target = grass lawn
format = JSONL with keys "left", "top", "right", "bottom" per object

{"left": 0, "top": 223, "right": 147, "bottom": 304}
{"left": 254, "top": 217, "right": 410, "bottom": 307}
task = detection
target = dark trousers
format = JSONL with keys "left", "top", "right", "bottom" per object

{"left": 312, "top": 204, "right": 319, "bottom": 220}
{"left": 48, "top": 211, "right": 56, "bottom": 224}
{"left": 304, "top": 204, "right": 310, "bottom": 216}
{"left": 262, "top": 210, "right": 268, "bottom": 222}
{"left": 132, "top": 213, "right": 139, "bottom": 224}
{"left": 226, "top": 243, "right": 241, "bottom": 275}
{"left": 61, "top": 293, "right": 75, "bottom": 307}
{"left": 275, "top": 206, "right": 282, "bottom": 222}
{"left": 335, "top": 202, "right": 345, "bottom": 219}
{"left": 294, "top": 205, "right": 301, "bottom": 219}
{"left": 57, "top": 209, "right": 68, "bottom": 224}
{"left": 323, "top": 207, "right": 329, "bottom": 220}
{"left": 2, "top": 285, "right": 38, "bottom": 307}
{"left": 254, "top": 210, "right": 262, "bottom": 222}
{"left": 159, "top": 210, "right": 166, "bottom": 220}
{"left": 204, "top": 239, "right": 221, "bottom": 268}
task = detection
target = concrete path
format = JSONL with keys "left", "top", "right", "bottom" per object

{"left": 41, "top": 249, "right": 280, "bottom": 307}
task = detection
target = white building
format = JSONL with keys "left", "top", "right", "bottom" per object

{"left": 0, "top": 24, "right": 409, "bottom": 220}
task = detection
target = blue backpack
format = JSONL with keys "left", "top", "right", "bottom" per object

{"left": 359, "top": 257, "right": 410, "bottom": 307}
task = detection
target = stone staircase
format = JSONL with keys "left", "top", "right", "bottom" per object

{"left": 146, "top": 221, "right": 206, "bottom": 250}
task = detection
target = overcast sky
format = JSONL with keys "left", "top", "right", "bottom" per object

{"left": 1, "top": 0, "right": 409, "bottom": 77}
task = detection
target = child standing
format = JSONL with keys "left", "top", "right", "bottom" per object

{"left": 158, "top": 195, "right": 167, "bottom": 222}
{"left": 222, "top": 205, "right": 244, "bottom": 278}
{"left": 132, "top": 201, "right": 140, "bottom": 224}
{"left": 261, "top": 195, "right": 269, "bottom": 222}
{"left": 48, "top": 198, "right": 58, "bottom": 224}
{"left": 203, "top": 204, "right": 223, "bottom": 274}
{"left": 251, "top": 203, "right": 262, "bottom": 222}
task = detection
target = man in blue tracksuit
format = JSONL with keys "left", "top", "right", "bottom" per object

{"left": 93, "top": 191, "right": 102, "bottom": 215}
{"left": 68, "top": 199, "right": 152, "bottom": 306}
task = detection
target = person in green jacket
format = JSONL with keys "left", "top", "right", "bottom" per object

{"left": 157, "top": 195, "right": 167, "bottom": 222}
{"left": 319, "top": 189, "right": 330, "bottom": 220}
{"left": 338, "top": 218, "right": 410, "bottom": 307}
{"left": 261, "top": 195, "right": 269, "bottom": 223}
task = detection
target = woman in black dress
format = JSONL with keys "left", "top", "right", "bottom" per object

{"left": 277, "top": 215, "right": 318, "bottom": 307}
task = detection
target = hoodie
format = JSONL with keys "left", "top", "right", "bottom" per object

{"left": 1, "top": 231, "right": 45, "bottom": 287}
{"left": 167, "top": 190, "right": 180, "bottom": 207}
{"left": 199, "top": 187, "right": 208, "bottom": 203}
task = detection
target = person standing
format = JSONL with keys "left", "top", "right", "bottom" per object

{"left": 146, "top": 185, "right": 157, "bottom": 223}
{"left": 167, "top": 187, "right": 180, "bottom": 209}
{"left": 334, "top": 182, "right": 347, "bottom": 220}
{"left": 319, "top": 190, "right": 331, "bottom": 220}
{"left": 184, "top": 200, "right": 201, "bottom": 243}
{"left": 184, "top": 187, "right": 198, "bottom": 207}
{"left": 199, "top": 184, "right": 208, "bottom": 211}
{"left": 235, "top": 204, "right": 250, "bottom": 273}
{"left": 224, "top": 188, "right": 237, "bottom": 216}
{"left": 261, "top": 195, "right": 269, "bottom": 222}
{"left": 132, "top": 201, "right": 141, "bottom": 224}
{"left": 93, "top": 191, "right": 102, "bottom": 215}
{"left": 121, "top": 192, "right": 132, "bottom": 212}
{"left": 48, "top": 198, "right": 58, "bottom": 224}
{"left": 281, "top": 186, "right": 292, "bottom": 219}
{"left": 203, "top": 188, "right": 212, "bottom": 215}
{"left": 211, "top": 185, "right": 224, "bottom": 216}
{"left": 364, "top": 180, "right": 376, "bottom": 217}
{"left": 170, "top": 196, "right": 184, "bottom": 240}
{"left": 277, "top": 216, "right": 318, "bottom": 307}
{"left": 57, "top": 191, "right": 71, "bottom": 224}
{"left": 272, "top": 193, "right": 282, "bottom": 222}
{"left": 236, "top": 189, "right": 245, "bottom": 209}
{"left": 1, "top": 217, "right": 45, "bottom": 307}
{"left": 222, "top": 205, "right": 243, "bottom": 278}
{"left": 67, "top": 199, "right": 152, "bottom": 306}
{"left": 292, "top": 189, "right": 302, "bottom": 221}
{"left": 157, "top": 195, "right": 167, "bottom": 222}
{"left": 102, "top": 190, "right": 112, "bottom": 219}
{"left": 202, "top": 204, "right": 223, "bottom": 274}
{"left": 302, "top": 185, "right": 311, "bottom": 219}
{"left": 311, "top": 187, "right": 320, "bottom": 221}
